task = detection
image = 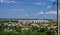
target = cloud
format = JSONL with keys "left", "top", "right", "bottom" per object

{"left": 37, "top": 12, "right": 44, "bottom": 14}
{"left": 58, "top": 10, "right": 60, "bottom": 15}
{"left": 6, "top": 1, "right": 17, "bottom": 3}
{"left": 34, "top": 10, "right": 60, "bottom": 16}
{"left": 47, "top": 6, "right": 52, "bottom": 8}
{"left": 51, "top": 0, "right": 56, "bottom": 1}
{"left": 34, "top": 12, "right": 45, "bottom": 16}
{"left": 33, "top": 2, "right": 43, "bottom": 5}
{"left": 46, "top": 11, "right": 57, "bottom": 14}
{"left": 0, "top": 0, "right": 6, "bottom": 2}
{"left": 10, "top": 9, "right": 24, "bottom": 12}
{"left": 0, "top": 0, "right": 18, "bottom": 4}
{"left": 37, "top": 11, "right": 57, "bottom": 15}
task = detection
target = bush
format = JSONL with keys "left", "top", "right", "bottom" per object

{"left": 40, "top": 27, "right": 48, "bottom": 32}
{"left": 46, "top": 30, "right": 55, "bottom": 35}
{"left": 0, "top": 31, "right": 8, "bottom": 35}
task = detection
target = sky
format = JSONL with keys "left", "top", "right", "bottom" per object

{"left": 0, "top": 0, "right": 60, "bottom": 19}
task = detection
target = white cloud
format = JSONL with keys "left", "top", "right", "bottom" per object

{"left": 34, "top": 12, "right": 44, "bottom": 15}
{"left": 37, "top": 12, "right": 44, "bottom": 14}
{"left": 0, "top": 0, "right": 6, "bottom": 2}
{"left": 48, "top": 0, "right": 56, "bottom": 2}
{"left": 34, "top": 2, "right": 43, "bottom": 5}
{"left": 58, "top": 10, "right": 60, "bottom": 15}
{"left": 10, "top": 9, "right": 24, "bottom": 12}
{"left": 6, "top": 1, "right": 17, "bottom": 3}
{"left": 37, "top": 11, "right": 57, "bottom": 15}
{"left": 34, "top": 11, "right": 56, "bottom": 16}
{"left": 51, "top": 0, "right": 56, "bottom": 1}
{"left": 47, "top": 6, "right": 52, "bottom": 8}
{"left": 0, "top": 0, "right": 18, "bottom": 4}
{"left": 46, "top": 11, "right": 57, "bottom": 14}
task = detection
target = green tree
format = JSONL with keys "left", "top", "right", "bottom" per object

{"left": 46, "top": 30, "right": 55, "bottom": 35}
{"left": 40, "top": 27, "right": 48, "bottom": 32}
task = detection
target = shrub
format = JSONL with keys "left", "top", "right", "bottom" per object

{"left": 46, "top": 30, "right": 55, "bottom": 35}
{"left": 40, "top": 27, "right": 48, "bottom": 32}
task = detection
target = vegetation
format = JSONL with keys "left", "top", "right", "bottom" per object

{"left": 0, "top": 20, "right": 58, "bottom": 35}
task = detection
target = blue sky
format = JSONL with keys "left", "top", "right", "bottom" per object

{"left": 0, "top": 0, "right": 60, "bottom": 19}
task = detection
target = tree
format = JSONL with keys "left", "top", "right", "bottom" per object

{"left": 40, "top": 27, "right": 48, "bottom": 32}
{"left": 46, "top": 30, "right": 55, "bottom": 35}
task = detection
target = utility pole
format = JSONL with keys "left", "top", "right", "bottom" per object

{"left": 57, "top": 0, "right": 59, "bottom": 35}
{"left": 52, "top": 0, "right": 59, "bottom": 35}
